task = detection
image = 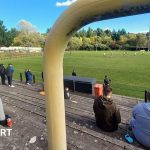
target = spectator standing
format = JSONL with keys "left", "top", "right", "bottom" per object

{"left": 72, "top": 69, "right": 77, "bottom": 76}
{"left": 26, "top": 69, "right": 33, "bottom": 85}
{"left": 6, "top": 64, "right": 15, "bottom": 87}
{"left": 104, "top": 75, "right": 111, "bottom": 86}
{"left": 0, "top": 64, "right": 6, "bottom": 85}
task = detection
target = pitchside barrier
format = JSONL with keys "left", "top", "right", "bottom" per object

{"left": 19, "top": 72, "right": 36, "bottom": 83}
{"left": 16, "top": 71, "right": 147, "bottom": 98}
{"left": 19, "top": 73, "right": 96, "bottom": 94}
{"left": 64, "top": 76, "right": 96, "bottom": 94}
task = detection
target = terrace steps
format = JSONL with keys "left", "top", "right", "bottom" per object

{"left": 0, "top": 82, "right": 146, "bottom": 150}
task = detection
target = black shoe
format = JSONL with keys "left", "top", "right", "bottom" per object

{"left": 0, "top": 119, "right": 7, "bottom": 126}
{"left": 0, "top": 115, "right": 11, "bottom": 126}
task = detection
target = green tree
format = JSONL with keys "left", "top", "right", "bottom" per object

{"left": 118, "top": 35, "right": 128, "bottom": 49}
{"left": 136, "top": 33, "right": 147, "bottom": 50}
{"left": 7, "top": 28, "right": 19, "bottom": 46}
{"left": 82, "top": 37, "right": 93, "bottom": 50}
{"left": 118, "top": 29, "right": 127, "bottom": 36}
{"left": 68, "top": 37, "right": 82, "bottom": 50}
{"left": 104, "top": 29, "right": 112, "bottom": 37}
{"left": 0, "top": 20, "right": 8, "bottom": 46}
{"left": 75, "top": 29, "right": 87, "bottom": 37}
{"left": 111, "top": 30, "right": 120, "bottom": 41}
{"left": 13, "top": 30, "right": 45, "bottom": 47}
{"left": 96, "top": 28, "right": 105, "bottom": 37}
{"left": 87, "top": 27, "right": 95, "bottom": 37}
{"left": 126, "top": 34, "right": 137, "bottom": 47}
{"left": 90, "top": 36, "right": 99, "bottom": 50}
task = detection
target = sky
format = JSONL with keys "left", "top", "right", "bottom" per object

{"left": 0, "top": 0, "right": 150, "bottom": 33}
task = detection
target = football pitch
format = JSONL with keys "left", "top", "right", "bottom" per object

{"left": 1, "top": 50, "right": 150, "bottom": 99}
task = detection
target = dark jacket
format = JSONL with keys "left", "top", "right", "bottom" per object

{"left": 93, "top": 96, "right": 121, "bottom": 132}
{"left": 104, "top": 77, "right": 111, "bottom": 85}
{"left": 26, "top": 71, "right": 32, "bottom": 81}
{"left": 0, "top": 65, "right": 6, "bottom": 75}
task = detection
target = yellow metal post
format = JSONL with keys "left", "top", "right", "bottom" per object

{"left": 44, "top": 0, "right": 150, "bottom": 149}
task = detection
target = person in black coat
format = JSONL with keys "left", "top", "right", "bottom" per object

{"left": 0, "top": 64, "right": 6, "bottom": 85}
{"left": 104, "top": 75, "right": 111, "bottom": 86}
{"left": 72, "top": 69, "right": 77, "bottom": 76}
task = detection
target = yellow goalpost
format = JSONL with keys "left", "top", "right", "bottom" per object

{"left": 44, "top": 0, "right": 150, "bottom": 149}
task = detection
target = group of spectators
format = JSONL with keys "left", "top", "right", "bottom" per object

{"left": 1, "top": 65, "right": 150, "bottom": 148}
{"left": 0, "top": 64, "right": 15, "bottom": 87}
{"left": 0, "top": 63, "right": 34, "bottom": 86}
{"left": 93, "top": 76, "right": 150, "bottom": 149}
{"left": 65, "top": 73, "right": 150, "bottom": 149}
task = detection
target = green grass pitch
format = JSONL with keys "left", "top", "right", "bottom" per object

{"left": 1, "top": 50, "right": 150, "bottom": 98}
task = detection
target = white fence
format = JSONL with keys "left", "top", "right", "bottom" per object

{"left": 0, "top": 47, "right": 43, "bottom": 53}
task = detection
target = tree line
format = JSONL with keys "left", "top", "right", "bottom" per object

{"left": 68, "top": 28, "right": 149, "bottom": 51}
{"left": 0, "top": 20, "right": 46, "bottom": 48}
{"left": 0, "top": 20, "right": 149, "bottom": 50}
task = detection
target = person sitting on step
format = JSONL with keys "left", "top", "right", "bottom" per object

{"left": 93, "top": 85, "right": 121, "bottom": 132}
{"left": 64, "top": 87, "right": 70, "bottom": 99}
{"left": 130, "top": 91, "right": 150, "bottom": 149}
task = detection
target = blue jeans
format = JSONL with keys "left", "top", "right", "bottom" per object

{"left": 7, "top": 76, "right": 12, "bottom": 86}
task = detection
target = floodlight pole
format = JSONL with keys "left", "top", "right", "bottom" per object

{"left": 44, "top": 0, "right": 150, "bottom": 149}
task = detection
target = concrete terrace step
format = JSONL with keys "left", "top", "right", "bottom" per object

{"left": 0, "top": 82, "right": 146, "bottom": 150}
